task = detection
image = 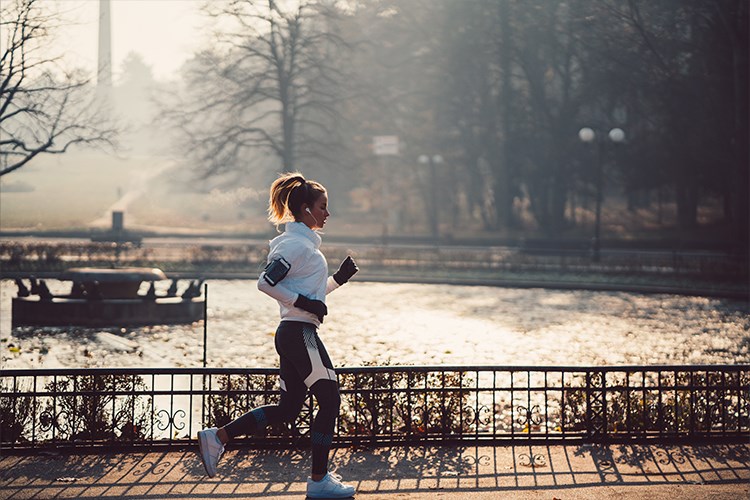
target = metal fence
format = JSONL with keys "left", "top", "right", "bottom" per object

{"left": 1, "top": 240, "right": 746, "bottom": 282}
{"left": 1, "top": 365, "right": 748, "bottom": 452}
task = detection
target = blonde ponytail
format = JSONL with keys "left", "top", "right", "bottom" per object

{"left": 267, "top": 172, "right": 326, "bottom": 226}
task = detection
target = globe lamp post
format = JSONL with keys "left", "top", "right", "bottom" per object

{"left": 578, "top": 127, "right": 625, "bottom": 262}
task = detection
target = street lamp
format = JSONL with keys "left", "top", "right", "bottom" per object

{"left": 578, "top": 127, "right": 625, "bottom": 262}
{"left": 418, "top": 154, "right": 443, "bottom": 242}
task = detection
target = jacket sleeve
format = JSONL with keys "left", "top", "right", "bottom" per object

{"left": 325, "top": 276, "right": 341, "bottom": 295}
{"left": 257, "top": 240, "right": 301, "bottom": 305}
{"left": 257, "top": 274, "right": 297, "bottom": 305}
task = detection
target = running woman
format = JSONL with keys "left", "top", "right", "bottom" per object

{"left": 197, "top": 172, "right": 359, "bottom": 499}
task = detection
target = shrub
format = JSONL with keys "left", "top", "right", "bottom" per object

{"left": 0, "top": 381, "right": 35, "bottom": 443}
{"left": 41, "top": 373, "right": 153, "bottom": 443}
{"left": 338, "top": 362, "right": 474, "bottom": 442}
{"left": 205, "top": 373, "right": 296, "bottom": 438}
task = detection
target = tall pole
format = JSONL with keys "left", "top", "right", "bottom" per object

{"left": 202, "top": 283, "right": 208, "bottom": 368}
{"left": 429, "top": 157, "right": 439, "bottom": 243}
{"left": 497, "top": 0, "right": 513, "bottom": 230}
{"left": 420, "top": 154, "right": 442, "bottom": 243}
{"left": 579, "top": 127, "right": 625, "bottom": 263}
{"left": 97, "top": 0, "right": 112, "bottom": 88}
{"left": 593, "top": 140, "right": 603, "bottom": 263}
{"left": 381, "top": 156, "right": 389, "bottom": 244}
{"left": 201, "top": 282, "right": 208, "bottom": 429}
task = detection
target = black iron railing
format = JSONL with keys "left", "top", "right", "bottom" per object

{"left": 1, "top": 240, "right": 745, "bottom": 283}
{"left": 1, "top": 365, "right": 748, "bottom": 451}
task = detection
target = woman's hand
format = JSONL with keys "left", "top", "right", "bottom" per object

{"left": 294, "top": 295, "right": 328, "bottom": 322}
{"left": 333, "top": 256, "right": 359, "bottom": 285}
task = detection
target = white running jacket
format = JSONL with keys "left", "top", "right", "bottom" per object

{"left": 257, "top": 222, "right": 340, "bottom": 326}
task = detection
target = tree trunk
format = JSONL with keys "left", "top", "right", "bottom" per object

{"left": 493, "top": 0, "right": 513, "bottom": 231}
{"left": 676, "top": 180, "right": 699, "bottom": 230}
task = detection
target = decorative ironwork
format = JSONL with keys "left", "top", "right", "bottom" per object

{"left": 653, "top": 447, "right": 687, "bottom": 465}
{"left": 155, "top": 408, "right": 186, "bottom": 433}
{"left": 516, "top": 404, "right": 543, "bottom": 432}
{"left": 38, "top": 408, "right": 71, "bottom": 436}
{"left": 462, "top": 404, "right": 493, "bottom": 432}
{"left": 133, "top": 460, "right": 171, "bottom": 477}
{"left": 0, "top": 364, "right": 747, "bottom": 451}
{"left": 587, "top": 371, "right": 607, "bottom": 440}
{"left": 518, "top": 452, "right": 547, "bottom": 467}
{"left": 462, "top": 453, "right": 492, "bottom": 467}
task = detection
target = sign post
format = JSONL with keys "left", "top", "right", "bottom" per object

{"left": 373, "top": 135, "right": 400, "bottom": 156}
{"left": 372, "top": 136, "right": 400, "bottom": 243}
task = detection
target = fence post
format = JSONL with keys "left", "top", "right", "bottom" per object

{"left": 586, "top": 370, "right": 608, "bottom": 442}
{"left": 202, "top": 283, "right": 208, "bottom": 368}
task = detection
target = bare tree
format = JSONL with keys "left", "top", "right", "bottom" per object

{"left": 0, "top": 0, "right": 117, "bottom": 177}
{"left": 173, "top": 0, "right": 349, "bottom": 177}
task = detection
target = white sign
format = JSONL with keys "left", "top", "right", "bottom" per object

{"left": 373, "top": 135, "right": 399, "bottom": 156}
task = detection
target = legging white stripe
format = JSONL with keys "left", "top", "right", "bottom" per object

{"left": 302, "top": 324, "right": 337, "bottom": 387}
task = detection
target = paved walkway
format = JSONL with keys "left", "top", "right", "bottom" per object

{"left": 1, "top": 443, "right": 749, "bottom": 499}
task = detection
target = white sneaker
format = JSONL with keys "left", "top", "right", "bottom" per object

{"left": 306, "top": 472, "right": 356, "bottom": 498}
{"left": 197, "top": 427, "right": 224, "bottom": 478}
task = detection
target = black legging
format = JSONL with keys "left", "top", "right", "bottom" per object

{"left": 224, "top": 321, "right": 341, "bottom": 475}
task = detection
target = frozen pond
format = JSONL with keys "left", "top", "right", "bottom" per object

{"left": 1, "top": 279, "right": 748, "bottom": 369}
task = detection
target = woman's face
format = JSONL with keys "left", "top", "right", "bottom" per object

{"left": 303, "top": 192, "right": 329, "bottom": 230}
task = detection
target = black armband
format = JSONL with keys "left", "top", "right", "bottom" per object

{"left": 263, "top": 257, "right": 291, "bottom": 286}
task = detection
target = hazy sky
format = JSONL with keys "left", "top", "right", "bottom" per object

{"left": 53, "top": 0, "right": 208, "bottom": 81}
